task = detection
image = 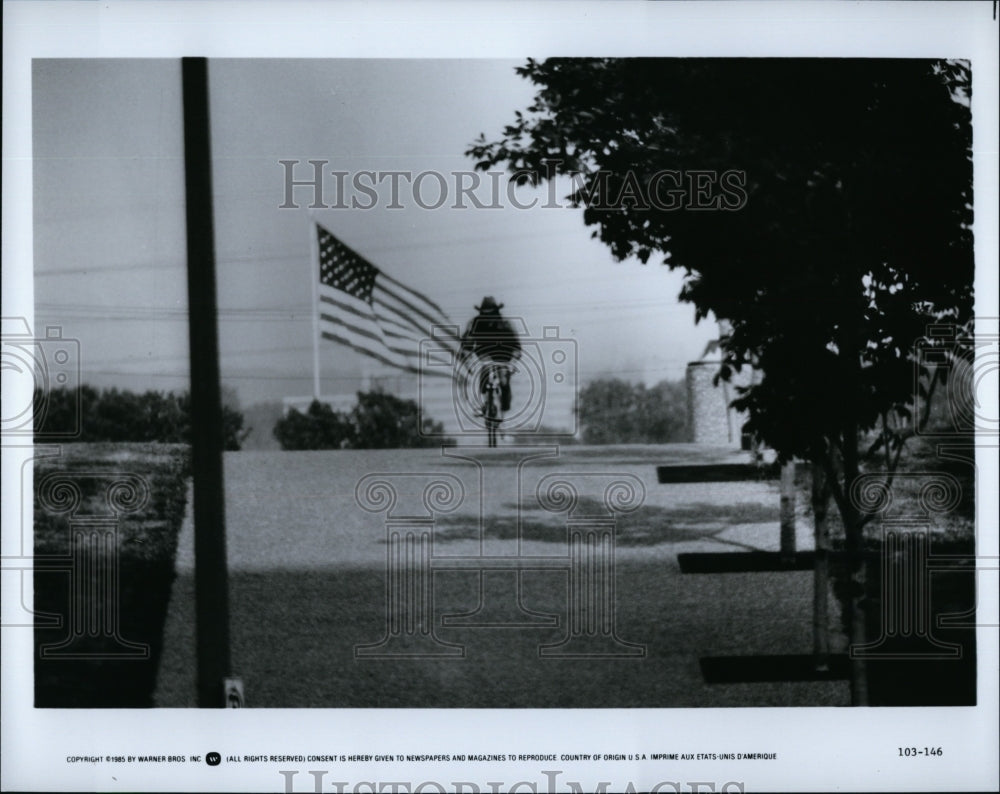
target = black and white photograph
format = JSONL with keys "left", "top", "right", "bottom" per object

{"left": 2, "top": 2, "right": 998, "bottom": 792}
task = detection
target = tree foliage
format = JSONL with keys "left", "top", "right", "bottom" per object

{"left": 469, "top": 55, "right": 972, "bottom": 477}
{"left": 470, "top": 58, "right": 974, "bottom": 704}
{"left": 35, "top": 385, "right": 248, "bottom": 450}
{"left": 578, "top": 378, "right": 690, "bottom": 444}
{"left": 272, "top": 399, "right": 356, "bottom": 450}
{"left": 273, "top": 391, "right": 451, "bottom": 450}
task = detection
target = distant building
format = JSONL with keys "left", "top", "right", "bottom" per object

{"left": 686, "top": 321, "right": 755, "bottom": 448}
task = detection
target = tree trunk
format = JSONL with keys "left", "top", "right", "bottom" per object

{"left": 780, "top": 461, "right": 797, "bottom": 563}
{"left": 811, "top": 463, "right": 831, "bottom": 671}
{"left": 836, "top": 242, "right": 869, "bottom": 705}
{"left": 841, "top": 420, "right": 869, "bottom": 706}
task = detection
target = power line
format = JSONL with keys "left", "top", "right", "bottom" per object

{"left": 81, "top": 363, "right": 688, "bottom": 382}
{"left": 33, "top": 221, "right": 659, "bottom": 278}
{"left": 36, "top": 293, "right": 682, "bottom": 319}
{"left": 83, "top": 343, "right": 317, "bottom": 367}
{"left": 34, "top": 262, "right": 186, "bottom": 277}
{"left": 82, "top": 370, "right": 314, "bottom": 381}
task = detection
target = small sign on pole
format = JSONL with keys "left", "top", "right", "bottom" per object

{"left": 224, "top": 677, "right": 245, "bottom": 708}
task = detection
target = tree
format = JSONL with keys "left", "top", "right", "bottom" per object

{"left": 641, "top": 379, "right": 691, "bottom": 443}
{"left": 272, "top": 399, "right": 355, "bottom": 450}
{"left": 350, "top": 390, "right": 445, "bottom": 449}
{"left": 578, "top": 378, "right": 689, "bottom": 444}
{"left": 272, "top": 391, "right": 451, "bottom": 450}
{"left": 469, "top": 58, "right": 973, "bottom": 704}
{"left": 577, "top": 378, "right": 642, "bottom": 444}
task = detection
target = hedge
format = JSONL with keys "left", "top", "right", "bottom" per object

{"left": 33, "top": 443, "right": 190, "bottom": 707}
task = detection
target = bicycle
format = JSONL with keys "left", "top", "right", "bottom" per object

{"left": 470, "top": 361, "right": 513, "bottom": 448}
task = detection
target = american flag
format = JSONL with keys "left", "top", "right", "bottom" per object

{"left": 315, "top": 222, "right": 460, "bottom": 375}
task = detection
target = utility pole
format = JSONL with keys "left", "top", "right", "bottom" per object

{"left": 182, "top": 56, "right": 240, "bottom": 707}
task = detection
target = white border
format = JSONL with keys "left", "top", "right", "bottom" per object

{"left": 3, "top": 2, "right": 998, "bottom": 792}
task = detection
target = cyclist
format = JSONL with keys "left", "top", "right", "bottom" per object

{"left": 458, "top": 296, "right": 522, "bottom": 416}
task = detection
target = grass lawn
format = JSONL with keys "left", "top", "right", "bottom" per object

{"left": 34, "top": 443, "right": 190, "bottom": 707}
{"left": 156, "top": 561, "right": 851, "bottom": 708}
{"left": 153, "top": 444, "right": 851, "bottom": 707}
{"left": 36, "top": 434, "right": 973, "bottom": 708}
{"left": 150, "top": 435, "right": 978, "bottom": 708}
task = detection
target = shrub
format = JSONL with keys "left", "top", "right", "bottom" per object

{"left": 273, "top": 399, "right": 356, "bottom": 450}
{"left": 33, "top": 443, "right": 191, "bottom": 707}
{"left": 273, "top": 391, "right": 452, "bottom": 450}
{"left": 35, "top": 386, "right": 248, "bottom": 450}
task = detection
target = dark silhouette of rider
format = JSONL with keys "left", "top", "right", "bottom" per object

{"left": 458, "top": 296, "right": 522, "bottom": 413}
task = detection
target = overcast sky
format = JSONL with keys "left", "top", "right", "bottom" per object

{"left": 32, "top": 58, "right": 717, "bottom": 408}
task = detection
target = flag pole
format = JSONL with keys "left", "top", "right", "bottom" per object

{"left": 361, "top": 357, "right": 371, "bottom": 393}
{"left": 181, "top": 56, "right": 238, "bottom": 708}
{"left": 309, "top": 217, "right": 322, "bottom": 401}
